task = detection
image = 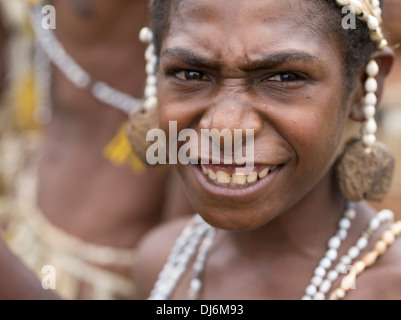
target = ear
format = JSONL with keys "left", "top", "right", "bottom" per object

{"left": 349, "top": 47, "right": 394, "bottom": 122}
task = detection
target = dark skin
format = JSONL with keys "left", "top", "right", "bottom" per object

{"left": 135, "top": 0, "right": 401, "bottom": 300}
{"left": 0, "top": 0, "right": 193, "bottom": 300}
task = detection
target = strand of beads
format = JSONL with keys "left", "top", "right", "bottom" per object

{"left": 187, "top": 227, "right": 217, "bottom": 300}
{"left": 363, "top": 59, "right": 380, "bottom": 153}
{"left": 302, "top": 203, "right": 357, "bottom": 300}
{"left": 311, "top": 209, "right": 394, "bottom": 300}
{"left": 138, "top": 27, "right": 158, "bottom": 111}
{"left": 148, "top": 215, "right": 215, "bottom": 300}
{"left": 29, "top": 2, "right": 143, "bottom": 115}
{"left": 329, "top": 220, "right": 401, "bottom": 300}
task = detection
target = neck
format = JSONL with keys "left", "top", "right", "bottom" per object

{"left": 224, "top": 168, "right": 347, "bottom": 259}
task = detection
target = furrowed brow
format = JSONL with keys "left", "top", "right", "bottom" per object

{"left": 161, "top": 47, "right": 219, "bottom": 69}
{"left": 242, "top": 51, "right": 320, "bottom": 71}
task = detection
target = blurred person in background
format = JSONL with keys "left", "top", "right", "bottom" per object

{"left": 0, "top": 0, "right": 193, "bottom": 300}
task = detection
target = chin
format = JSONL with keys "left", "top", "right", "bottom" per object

{"left": 191, "top": 200, "right": 277, "bottom": 231}
{"left": 178, "top": 162, "right": 287, "bottom": 231}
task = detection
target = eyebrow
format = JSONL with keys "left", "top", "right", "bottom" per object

{"left": 160, "top": 47, "right": 321, "bottom": 71}
{"left": 161, "top": 47, "right": 220, "bottom": 69}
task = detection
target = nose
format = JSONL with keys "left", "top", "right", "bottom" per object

{"left": 199, "top": 98, "right": 262, "bottom": 149}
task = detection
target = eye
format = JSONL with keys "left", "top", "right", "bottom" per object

{"left": 266, "top": 72, "right": 302, "bottom": 82}
{"left": 175, "top": 70, "right": 208, "bottom": 81}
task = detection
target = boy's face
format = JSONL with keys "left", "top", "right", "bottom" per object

{"left": 157, "top": 0, "right": 351, "bottom": 230}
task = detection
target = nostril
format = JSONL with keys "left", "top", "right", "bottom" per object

{"left": 243, "top": 112, "right": 262, "bottom": 136}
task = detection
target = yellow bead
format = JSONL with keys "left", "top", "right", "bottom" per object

{"left": 382, "top": 230, "right": 395, "bottom": 245}
{"left": 363, "top": 251, "right": 378, "bottom": 267}
{"left": 392, "top": 222, "right": 401, "bottom": 236}
{"left": 336, "top": 288, "right": 346, "bottom": 299}
{"left": 341, "top": 274, "right": 356, "bottom": 291}
{"left": 374, "top": 240, "right": 388, "bottom": 255}
{"left": 353, "top": 261, "right": 366, "bottom": 275}
{"left": 329, "top": 288, "right": 346, "bottom": 300}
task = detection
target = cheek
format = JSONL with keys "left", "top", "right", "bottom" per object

{"left": 284, "top": 105, "right": 345, "bottom": 175}
{"left": 158, "top": 83, "right": 201, "bottom": 136}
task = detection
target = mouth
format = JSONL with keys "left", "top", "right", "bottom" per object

{"left": 200, "top": 164, "right": 281, "bottom": 188}
{"left": 190, "top": 162, "right": 284, "bottom": 200}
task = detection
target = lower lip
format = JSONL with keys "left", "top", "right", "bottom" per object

{"left": 191, "top": 164, "right": 283, "bottom": 201}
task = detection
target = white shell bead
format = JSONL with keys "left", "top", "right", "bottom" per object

{"left": 348, "top": 246, "right": 360, "bottom": 259}
{"left": 148, "top": 54, "right": 158, "bottom": 68}
{"left": 327, "top": 270, "right": 339, "bottom": 282}
{"left": 313, "top": 292, "right": 325, "bottom": 300}
{"left": 340, "top": 255, "right": 352, "bottom": 265}
{"left": 311, "top": 276, "right": 323, "bottom": 287}
{"left": 326, "top": 248, "right": 338, "bottom": 261}
{"left": 145, "top": 45, "right": 155, "bottom": 61}
{"left": 320, "top": 257, "right": 332, "bottom": 269}
{"left": 145, "top": 85, "right": 157, "bottom": 98}
{"left": 367, "top": 16, "right": 379, "bottom": 30}
{"left": 337, "top": 229, "right": 348, "bottom": 240}
{"left": 147, "top": 75, "right": 158, "bottom": 86}
{"left": 190, "top": 279, "right": 202, "bottom": 292}
{"left": 314, "top": 266, "right": 326, "bottom": 278}
{"left": 372, "top": 0, "right": 380, "bottom": 8}
{"left": 364, "top": 118, "right": 377, "bottom": 134}
{"left": 339, "top": 218, "right": 351, "bottom": 230}
{"left": 139, "top": 27, "right": 152, "bottom": 43}
{"left": 336, "top": 0, "right": 350, "bottom": 5}
{"left": 362, "top": 133, "right": 376, "bottom": 147}
{"left": 365, "top": 77, "right": 378, "bottom": 93}
{"left": 369, "top": 217, "right": 381, "bottom": 230}
{"left": 350, "top": 0, "right": 363, "bottom": 14}
{"left": 336, "top": 262, "right": 346, "bottom": 273}
{"left": 379, "top": 209, "right": 394, "bottom": 222}
{"left": 328, "top": 236, "right": 341, "bottom": 250}
{"left": 345, "top": 208, "right": 356, "bottom": 220}
{"left": 374, "top": 8, "right": 382, "bottom": 17}
{"left": 144, "top": 96, "right": 158, "bottom": 109}
{"left": 302, "top": 295, "right": 312, "bottom": 300}
{"left": 146, "top": 62, "right": 156, "bottom": 75}
{"left": 356, "top": 237, "right": 368, "bottom": 250}
{"left": 365, "top": 92, "right": 378, "bottom": 106}
{"left": 378, "top": 39, "right": 388, "bottom": 50}
{"left": 306, "top": 284, "right": 317, "bottom": 296}
{"left": 363, "top": 105, "right": 376, "bottom": 118}
{"left": 319, "top": 279, "right": 332, "bottom": 294}
{"left": 366, "top": 60, "right": 379, "bottom": 77}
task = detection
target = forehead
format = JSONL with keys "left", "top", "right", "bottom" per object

{"left": 163, "top": 0, "right": 339, "bottom": 63}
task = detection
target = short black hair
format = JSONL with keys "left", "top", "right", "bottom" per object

{"left": 150, "top": 0, "right": 379, "bottom": 91}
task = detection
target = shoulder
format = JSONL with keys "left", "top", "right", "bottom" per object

{"left": 134, "top": 215, "right": 195, "bottom": 299}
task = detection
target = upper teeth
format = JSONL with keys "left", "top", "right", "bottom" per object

{"left": 202, "top": 165, "right": 274, "bottom": 186}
